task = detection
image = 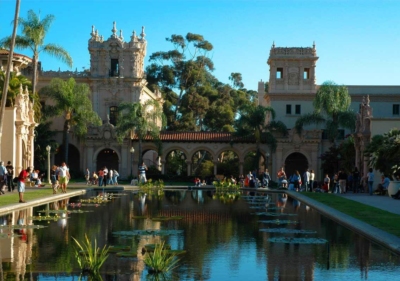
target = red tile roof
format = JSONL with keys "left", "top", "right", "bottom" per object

{"left": 131, "top": 131, "right": 258, "bottom": 143}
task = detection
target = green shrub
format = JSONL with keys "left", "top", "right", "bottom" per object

{"left": 143, "top": 241, "right": 180, "bottom": 274}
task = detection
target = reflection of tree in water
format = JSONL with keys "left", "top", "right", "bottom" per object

{"left": 165, "top": 190, "right": 187, "bottom": 204}
{"left": 355, "top": 235, "right": 370, "bottom": 279}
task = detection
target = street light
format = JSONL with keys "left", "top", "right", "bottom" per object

{"left": 130, "top": 147, "right": 135, "bottom": 178}
{"left": 46, "top": 145, "right": 51, "bottom": 183}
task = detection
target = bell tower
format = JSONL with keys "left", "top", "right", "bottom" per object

{"left": 267, "top": 42, "right": 318, "bottom": 94}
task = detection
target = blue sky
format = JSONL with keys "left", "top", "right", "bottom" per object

{"left": 1, "top": 0, "right": 399, "bottom": 91}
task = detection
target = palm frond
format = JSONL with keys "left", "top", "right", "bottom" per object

{"left": 295, "top": 112, "right": 325, "bottom": 135}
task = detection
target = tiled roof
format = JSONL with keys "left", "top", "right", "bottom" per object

{"left": 0, "top": 49, "right": 32, "bottom": 60}
{"left": 131, "top": 131, "right": 258, "bottom": 143}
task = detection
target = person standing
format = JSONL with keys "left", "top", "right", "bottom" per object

{"left": 263, "top": 169, "right": 271, "bottom": 188}
{"left": 102, "top": 166, "right": 108, "bottom": 187}
{"left": 367, "top": 168, "right": 374, "bottom": 195}
{"left": 85, "top": 168, "right": 90, "bottom": 185}
{"left": 50, "top": 165, "right": 58, "bottom": 194}
{"left": 113, "top": 170, "right": 119, "bottom": 185}
{"left": 277, "top": 167, "right": 287, "bottom": 188}
{"left": 107, "top": 169, "right": 114, "bottom": 185}
{"left": 98, "top": 169, "right": 104, "bottom": 186}
{"left": 303, "top": 169, "right": 310, "bottom": 192}
{"left": 353, "top": 167, "right": 360, "bottom": 193}
{"left": 338, "top": 169, "right": 347, "bottom": 193}
{"left": 309, "top": 169, "right": 315, "bottom": 192}
{"left": 138, "top": 162, "right": 148, "bottom": 183}
{"left": 6, "top": 161, "right": 14, "bottom": 192}
{"left": 58, "top": 162, "right": 70, "bottom": 193}
{"left": 0, "top": 161, "right": 8, "bottom": 194}
{"left": 17, "top": 167, "right": 31, "bottom": 203}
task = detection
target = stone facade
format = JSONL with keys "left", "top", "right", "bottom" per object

{"left": 259, "top": 43, "right": 400, "bottom": 181}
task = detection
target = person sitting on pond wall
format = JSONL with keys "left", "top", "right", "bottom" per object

{"left": 376, "top": 175, "right": 390, "bottom": 195}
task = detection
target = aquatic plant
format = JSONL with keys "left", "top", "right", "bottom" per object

{"left": 72, "top": 234, "right": 109, "bottom": 276}
{"left": 139, "top": 179, "right": 165, "bottom": 198}
{"left": 258, "top": 219, "right": 298, "bottom": 225}
{"left": 143, "top": 241, "right": 180, "bottom": 274}
{"left": 213, "top": 179, "right": 241, "bottom": 192}
{"left": 268, "top": 237, "right": 328, "bottom": 244}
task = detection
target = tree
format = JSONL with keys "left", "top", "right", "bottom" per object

{"left": 115, "top": 100, "right": 163, "bottom": 166}
{"left": 0, "top": 70, "right": 31, "bottom": 106}
{"left": 364, "top": 129, "right": 400, "bottom": 178}
{"left": 235, "top": 104, "right": 287, "bottom": 170}
{"left": 0, "top": 0, "right": 20, "bottom": 160}
{"left": 295, "top": 81, "right": 356, "bottom": 143}
{"left": 146, "top": 33, "right": 214, "bottom": 131}
{"left": 0, "top": 9, "right": 73, "bottom": 96}
{"left": 40, "top": 78, "right": 101, "bottom": 164}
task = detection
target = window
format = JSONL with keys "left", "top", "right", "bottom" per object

{"left": 303, "top": 68, "right": 310, "bottom": 79}
{"left": 109, "top": 106, "right": 118, "bottom": 125}
{"left": 276, "top": 68, "right": 283, "bottom": 79}
{"left": 110, "top": 59, "right": 119, "bottom": 77}
{"left": 393, "top": 104, "right": 400, "bottom": 115}
{"left": 286, "top": 104, "right": 292, "bottom": 114}
{"left": 295, "top": 104, "right": 301, "bottom": 115}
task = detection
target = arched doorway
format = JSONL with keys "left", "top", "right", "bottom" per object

{"left": 216, "top": 150, "right": 239, "bottom": 178}
{"left": 284, "top": 152, "right": 308, "bottom": 179}
{"left": 96, "top": 148, "right": 118, "bottom": 172}
{"left": 54, "top": 144, "right": 80, "bottom": 174}
{"left": 165, "top": 150, "right": 187, "bottom": 177}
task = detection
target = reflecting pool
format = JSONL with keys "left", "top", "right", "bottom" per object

{"left": 0, "top": 190, "right": 399, "bottom": 280}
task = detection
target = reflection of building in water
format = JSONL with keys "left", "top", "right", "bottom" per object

{"left": 0, "top": 208, "right": 34, "bottom": 280}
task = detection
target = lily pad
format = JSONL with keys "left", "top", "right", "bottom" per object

{"left": 109, "top": 245, "right": 132, "bottom": 253}
{"left": 116, "top": 251, "right": 138, "bottom": 258}
{"left": 259, "top": 228, "right": 317, "bottom": 234}
{"left": 113, "top": 229, "right": 184, "bottom": 237}
{"left": 268, "top": 237, "right": 328, "bottom": 244}
{"left": 258, "top": 219, "right": 298, "bottom": 225}
{"left": 151, "top": 216, "right": 184, "bottom": 221}
{"left": 0, "top": 224, "right": 47, "bottom": 230}
{"left": 0, "top": 233, "right": 22, "bottom": 239}
{"left": 253, "top": 212, "right": 298, "bottom": 216}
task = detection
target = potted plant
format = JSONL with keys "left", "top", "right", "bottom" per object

{"left": 364, "top": 129, "right": 400, "bottom": 196}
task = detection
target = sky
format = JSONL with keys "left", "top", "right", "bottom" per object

{"left": 1, "top": 0, "right": 400, "bottom": 91}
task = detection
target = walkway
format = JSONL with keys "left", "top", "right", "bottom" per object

{"left": 338, "top": 192, "right": 400, "bottom": 215}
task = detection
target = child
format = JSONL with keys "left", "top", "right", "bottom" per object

{"left": 53, "top": 180, "right": 60, "bottom": 194}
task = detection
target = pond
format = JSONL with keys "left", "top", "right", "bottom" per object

{"left": 0, "top": 189, "right": 399, "bottom": 280}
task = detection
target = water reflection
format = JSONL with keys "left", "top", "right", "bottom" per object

{"left": 0, "top": 191, "right": 399, "bottom": 280}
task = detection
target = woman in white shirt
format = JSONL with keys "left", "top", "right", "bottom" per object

{"left": 309, "top": 170, "right": 315, "bottom": 192}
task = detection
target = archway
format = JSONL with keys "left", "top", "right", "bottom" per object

{"left": 54, "top": 144, "right": 80, "bottom": 174}
{"left": 243, "top": 150, "right": 266, "bottom": 178}
{"left": 142, "top": 149, "right": 160, "bottom": 178}
{"left": 216, "top": 150, "right": 239, "bottom": 178}
{"left": 191, "top": 150, "right": 213, "bottom": 179}
{"left": 165, "top": 150, "right": 187, "bottom": 178}
{"left": 96, "top": 148, "right": 119, "bottom": 172}
{"left": 284, "top": 152, "right": 308, "bottom": 179}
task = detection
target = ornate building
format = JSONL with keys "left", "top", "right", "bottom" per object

{"left": 258, "top": 43, "right": 400, "bottom": 181}
{"left": 36, "top": 22, "right": 163, "bottom": 177}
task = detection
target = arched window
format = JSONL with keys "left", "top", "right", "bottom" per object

{"left": 109, "top": 106, "right": 118, "bottom": 125}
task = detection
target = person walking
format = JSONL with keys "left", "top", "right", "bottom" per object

{"left": 50, "top": 165, "right": 58, "bottom": 194}
{"left": 98, "top": 169, "right": 104, "bottom": 186}
{"left": 17, "top": 167, "right": 31, "bottom": 203}
{"left": 113, "top": 170, "right": 119, "bottom": 185}
{"left": 138, "top": 162, "right": 148, "bottom": 183}
{"left": 58, "top": 162, "right": 70, "bottom": 193}
{"left": 6, "top": 161, "right": 14, "bottom": 192}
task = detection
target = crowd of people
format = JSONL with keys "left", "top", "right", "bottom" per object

{"left": 86, "top": 166, "right": 120, "bottom": 186}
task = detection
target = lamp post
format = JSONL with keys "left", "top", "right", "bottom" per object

{"left": 46, "top": 145, "right": 51, "bottom": 183}
{"left": 130, "top": 147, "right": 135, "bottom": 178}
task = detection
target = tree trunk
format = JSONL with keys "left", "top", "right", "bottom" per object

{"left": 0, "top": 0, "right": 20, "bottom": 160}
{"left": 32, "top": 54, "right": 38, "bottom": 95}
{"left": 63, "top": 119, "right": 70, "bottom": 164}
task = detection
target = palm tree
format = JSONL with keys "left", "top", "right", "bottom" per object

{"left": 0, "top": 9, "right": 73, "bottom": 96}
{"left": 0, "top": 0, "right": 20, "bottom": 160}
{"left": 0, "top": 70, "right": 31, "bottom": 106}
{"left": 295, "top": 81, "right": 356, "bottom": 143}
{"left": 235, "top": 104, "right": 287, "bottom": 170}
{"left": 40, "top": 78, "right": 101, "bottom": 164}
{"left": 116, "top": 100, "right": 163, "bottom": 166}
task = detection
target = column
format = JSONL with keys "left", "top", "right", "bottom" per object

{"left": 15, "top": 123, "right": 23, "bottom": 175}
{"left": 213, "top": 161, "right": 218, "bottom": 176}
{"left": 28, "top": 126, "right": 35, "bottom": 168}
{"left": 186, "top": 161, "right": 192, "bottom": 177}
{"left": 239, "top": 162, "right": 244, "bottom": 176}
{"left": 161, "top": 160, "right": 166, "bottom": 175}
